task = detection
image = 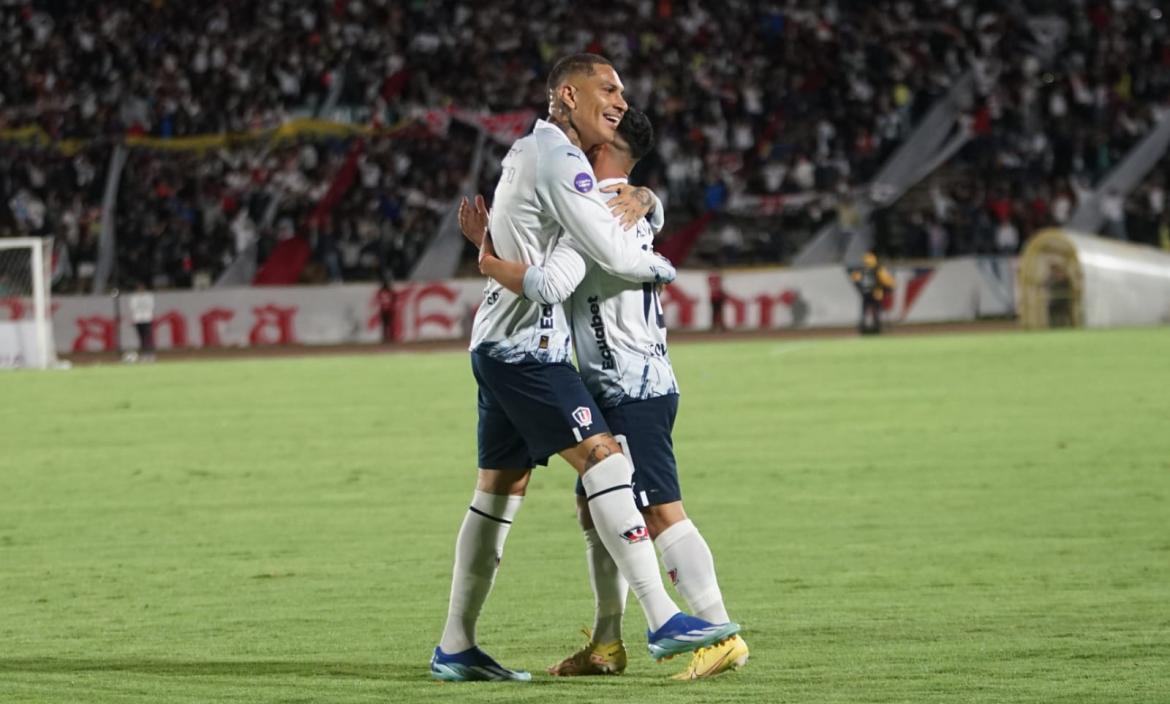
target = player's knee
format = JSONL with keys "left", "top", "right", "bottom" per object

{"left": 588, "top": 434, "right": 623, "bottom": 465}
{"left": 562, "top": 433, "right": 623, "bottom": 473}
{"left": 476, "top": 468, "right": 531, "bottom": 496}
{"left": 641, "top": 501, "right": 687, "bottom": 539}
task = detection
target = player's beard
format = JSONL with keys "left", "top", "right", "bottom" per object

{"left": 569, "top": 102, "right": 611, "bottom": 152}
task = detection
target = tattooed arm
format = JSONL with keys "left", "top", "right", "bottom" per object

{"left": 600, "top": 184, "right": 664, "bottom": 232}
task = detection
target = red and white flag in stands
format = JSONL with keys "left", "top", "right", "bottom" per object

{"left": 725, "top": 191, "right": 826, "bottom": 217}
{"left": 455, "top": 109, "right": 537, "bottom": 145}
{"left": 420, "top": 108, "right": 452, "bottom": 137}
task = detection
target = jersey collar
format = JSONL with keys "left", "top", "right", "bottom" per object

{"left": 533, "top": 122, "right": 629, "bottom": 190}
{"left": 534, "top": 118, "right": 570, "bottom": 144}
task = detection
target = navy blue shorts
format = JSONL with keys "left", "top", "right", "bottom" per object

{"left": 471, "top": 352, "right": 609, "bottom": 469}
{"left": 575, "top": 394, "right": 681, "bottom": 509}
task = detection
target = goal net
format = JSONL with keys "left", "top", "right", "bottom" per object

{"left": 0, "top": 238, "right": 58, "bottom": 369}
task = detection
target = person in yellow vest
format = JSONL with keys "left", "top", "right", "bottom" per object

{"left": 850, "top": 252, "right": 895, "bottom": 334}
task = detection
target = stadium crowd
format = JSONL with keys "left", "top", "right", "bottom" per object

{"left": 2, "top": 0, "right": 1169, "bottom": 290}
{"left": 108, "top": 125, "right": 476, "bottom": 291}
{"left": 872, "top": 0, "right": 1170, "bottom": 258}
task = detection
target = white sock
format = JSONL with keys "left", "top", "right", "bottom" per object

{"left": 583, "top": 527, "right": 628, "bottom": 643}
{"left": 656, "top": 518, "right": 730, "bottom": 623}
{"left": 581, "top": 454, "right": 678, "bottom": 632}
{"left": 438, "top": 490, "right": 524, "bottom": 653}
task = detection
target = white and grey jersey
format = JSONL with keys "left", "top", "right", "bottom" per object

{"left": 522, "top": 177, "right": 679, "bottom": 408}
{"left": 469, "top": 120, "right": 675, "bottom": 364}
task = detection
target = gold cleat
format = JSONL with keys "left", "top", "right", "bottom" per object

{"left": 548, "top": 629, "right": 628, "bottom": 676}
{"left": 670, "top": 634, "right": 749, "bottom": 680}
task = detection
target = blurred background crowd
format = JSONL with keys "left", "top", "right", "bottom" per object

{"left": 2, "top": 0, "right": 1169, "bottom": 291}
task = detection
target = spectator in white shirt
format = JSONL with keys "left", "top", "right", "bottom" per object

{"left": 127, "top": 283, "right": 156, "bottom": 361}
{"left": 995, "top": 220, "right": 1020, "bottom": 254}
{"left": 1101, "top": 189, "right": 1127, "bottom": 241}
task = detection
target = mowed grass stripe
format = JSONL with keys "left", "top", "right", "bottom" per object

{"left": 1, "top": 328, "right": 1168, "bottom": 703}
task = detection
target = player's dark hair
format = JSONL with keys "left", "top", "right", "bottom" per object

{"left": 546, "top": 53, "right": 613, "bottom": 96}
{"left": 616, "top": 107, "right": 655, "bottom": 161}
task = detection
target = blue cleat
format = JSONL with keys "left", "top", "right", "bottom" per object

{"left": 646, "top": 613, "right": 741, "bottom": 661}
{"left": 429, "top": 645, "right": 532, "bottom": 682}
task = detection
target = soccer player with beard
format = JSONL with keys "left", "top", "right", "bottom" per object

{"left": 430, "top": 54, "right": 739, "bottom": 683}
{"left": 467, "top": 107, "right": 749, "bottom": 680}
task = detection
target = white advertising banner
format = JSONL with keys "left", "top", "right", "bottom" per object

{"left": 700, "top": 257, "right": 1016, "bottom": 331}
{"left": 0, "top": 257, "right": 1017, "bottom": 354}
{"left": 29, "top": 281, "right": 489, "bottom": 353}
{"left": 0, "top": 321, "right": 44, "bottom": 367}
{"left": 891, "top": 256, "right": 1017, "bottom": 325}
{"left": 658, "top": 270, "right": 713, "bottom": 331}
{"left": 717, "top": 265, "right": 859, "bottom": 329}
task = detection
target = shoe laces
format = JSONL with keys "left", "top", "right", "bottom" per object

{"left": 563, "top": 628, "right": 600, "bottom": 663}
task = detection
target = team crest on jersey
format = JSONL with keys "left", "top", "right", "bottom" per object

{"left": 621, "top": 525, "right": 649, "bottom": 544}
{"left": 668, "top": 568, "right": 679, "bottom": 585}
{"left": 573, "top": 172, "right": 594, "bottom": 193}
{"left": 571, "top": 406, "right": 593, "bottom": 427}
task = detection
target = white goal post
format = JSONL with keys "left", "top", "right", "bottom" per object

{"left": 0, "top": 237, "right": 58, "bottom": 369}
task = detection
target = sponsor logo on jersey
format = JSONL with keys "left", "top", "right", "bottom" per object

{"left": 573, "top": 172, "right": 594, "bottom": 193}
{"left": 621, "top": 525, "right": 649, "bottom": 544}
{"left": 587, "top": 296, "right": 616, "bottom": 370}
{"left": 572, "top": 406, "right": 593, "bottom": 427}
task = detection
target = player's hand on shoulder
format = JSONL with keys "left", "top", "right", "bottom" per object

{"left": 601, "top": 183, "right": 655, "bottom": 230}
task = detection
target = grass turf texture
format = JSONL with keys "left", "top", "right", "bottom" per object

{"left": 1, "top": 328, "right": 1168, "bottom": 703}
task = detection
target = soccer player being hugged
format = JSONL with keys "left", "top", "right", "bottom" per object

{"left": 463, "top": 106, "right": 748, "bottom": 680}
{"left": 431, "top": 54, "right": 740, "bottom": 682}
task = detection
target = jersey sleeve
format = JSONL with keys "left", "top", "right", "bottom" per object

{"left": 521, "top": 235, "right": 590, "bottom": 305}
{"left": 536, "top": 147, "right": 676, "bottom": 285}
{"left": 647, "top": 190, "right": 665, "bottom": 234}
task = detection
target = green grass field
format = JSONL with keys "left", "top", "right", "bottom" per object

{"left": 2, "top": 328, "right": 1169, "bottom": 703}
